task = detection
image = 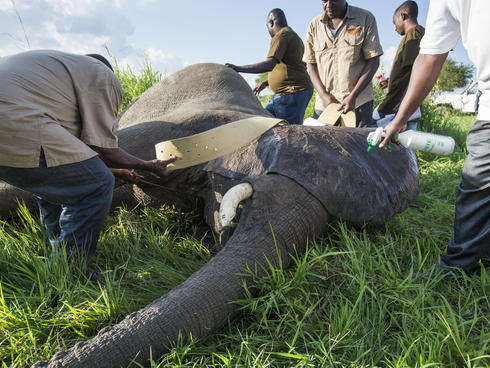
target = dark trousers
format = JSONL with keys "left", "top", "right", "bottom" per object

{"left": 440, "top": 120, "right": 490, "bottom": 272}
{"left": 314, "top": 100, "right": 374, "bottom": 128}
{"left": 0, "top": 151, "right": 114, "bottom": 259}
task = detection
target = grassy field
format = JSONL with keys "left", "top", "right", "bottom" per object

{"left": 0, "top": 66, "right": 488, "bottom": 368}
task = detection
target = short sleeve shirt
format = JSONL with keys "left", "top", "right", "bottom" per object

{"left": 0, "top": 50, "right": 122, "bottom": 168}
{"left": 303, "top": 5, "right": 383, "bottom": 111}
{"left": 378, "top": 25, "right": 425, "bottom": 114}
{"left": 420, "top": 0, "right": 490, "bottom": 120}
{"left": 267, "top": 27, "right": 313, "bottom": 96}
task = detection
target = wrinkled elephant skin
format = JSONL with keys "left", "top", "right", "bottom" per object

{"left": 0, "top": 63, "right": 419, "bottom": 368}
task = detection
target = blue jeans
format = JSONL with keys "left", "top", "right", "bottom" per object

{"left": 0, "top": 151, "right": 114, "bottom": 258}
{"left": 266, "top": 88, "right": 313, "bottom": 125}
{"left": 440, "top": 120, "right": 490, "bottom": 272}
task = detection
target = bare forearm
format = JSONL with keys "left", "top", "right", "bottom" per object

{"left": 380, "top": 53, "right": 448, "bottom": 148}
{"left": 307, "top": 63, "right": 331, "bottom": 100}
{"left": 350, "top": 57, "right": 379, "bottom": 99}
{"left": 396, "top": 53, "right": 448, "bottom": 121}
{"left": 90, "top": 146, "right": 152, "bottom": 171}
{"left": 227, "top": 58, "right": 277, "bottom": 74}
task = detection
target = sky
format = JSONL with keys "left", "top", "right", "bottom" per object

{"left": 0, "top": 0, "right": 472, "bottom": 87}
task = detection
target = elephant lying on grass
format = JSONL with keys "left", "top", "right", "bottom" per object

{"left": 0, "top": 63, "right": 419, "bottom": 367}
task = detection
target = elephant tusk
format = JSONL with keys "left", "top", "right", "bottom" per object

{"left": 219, "top": 182, "right": 253, "bottom": 227}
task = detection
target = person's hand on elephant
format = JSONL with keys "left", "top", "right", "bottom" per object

{"left": 253, "top": 81, "right": 268, "bottom": 96}
{"left": 338, "top": 94, "right": 356, "bottom": 113}
{"left": 89, "top": 146, "right": 176, "bottom": 178}
{"left": 111, "top": 168, "right": 140, "bottom": 184}
{"left": 379, "top": 117, "right": 407, "bottom": 150}
{"left": 225, "top": 63, "right": 241, "bottom": 72}
{"left": 144, "top": 155, "right": 177, "bottom": 177}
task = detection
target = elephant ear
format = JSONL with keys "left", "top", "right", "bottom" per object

{"left": 205, "top": 125, "right": 419, "bottom": 223}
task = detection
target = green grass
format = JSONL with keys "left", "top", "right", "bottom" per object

{"left": 0, "top": 66, "right": 488, "bottom": 368}
{"left": 112, "top": 55, "right": 163, "bottom": 113}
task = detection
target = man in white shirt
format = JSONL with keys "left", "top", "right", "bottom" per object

{"left": 380, "top": 0, "right": 490, "bottom": 275}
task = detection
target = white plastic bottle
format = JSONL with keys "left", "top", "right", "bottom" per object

{"left": 396, "top": 130, "right": 455, "bottom": 155}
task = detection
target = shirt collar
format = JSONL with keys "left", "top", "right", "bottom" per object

{"left": 321, "top": 2, "right": 353, "bottom": 23}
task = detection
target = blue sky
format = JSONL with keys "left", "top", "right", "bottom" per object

{"left": 0, "top": 0, "right": 471, "bottom": 86}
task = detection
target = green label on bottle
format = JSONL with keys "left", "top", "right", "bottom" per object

{"left": 424, "top": 139, "right": 435, "bottom": 152}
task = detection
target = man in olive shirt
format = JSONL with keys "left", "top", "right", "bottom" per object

{"left": 0, "top": 50, "right": 174, "bottom": 274}
{"left": 226, "top": 8, "right": 313, "bottom": 125}
{"left": 304, "top": 0, "right": 383, "bottom": 127}
{"left": 376, "top": 1, "right": 425, "bottom": 117}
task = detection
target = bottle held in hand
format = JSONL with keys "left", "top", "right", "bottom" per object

{"left": 367, "top": 127, "right": 455, "bottom": 156}
{"left": 396, "top": 130, "right": 455, "bottom": 155}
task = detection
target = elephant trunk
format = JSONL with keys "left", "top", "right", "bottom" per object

{"left": 32, "top": 175, "right": 330, "bottom": 368}
{"left": 0, "top": 181, "right": 37, "bottom": 218}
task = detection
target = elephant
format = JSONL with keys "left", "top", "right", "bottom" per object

{"left": 0, "top": 63, "right": 419, "bottom": 367}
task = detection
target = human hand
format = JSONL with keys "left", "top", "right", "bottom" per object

{"left": 338, "top": 94, "right": 356, "bottom": 113}
{"left": 253, "top": 81, "right": 268, "bottom": 96}
{"left": 225, "top": 63, "right": 240, "bottom": 72}
{"left": 319, "top": 93, "right": 338, "bottom": 109}
{"left": 111, "top": 168, "right": 140, "bottom": 185}
{"left": 378, "top": 77, "right": 389, "bottom": 89}
{"left": 146, "top": 155, "right": 177, "bottom": 177}
{"left": 379, "top": 117, "right": 407, "bottom": 150}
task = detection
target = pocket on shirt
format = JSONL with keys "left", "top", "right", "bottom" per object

{"left": 342, "top": 36, "right": 363, "bottom": 62}
{"left": 313, "top": 42, "right": 330, "bottom": 66}
{"left": 313, "top": 41, "right": 328, "bottom": 53}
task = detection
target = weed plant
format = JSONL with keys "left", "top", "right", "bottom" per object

{"left": 112, "top": 56, "right": 163, "bottom": 113}
{"left": 0, "top": 67, "right": 488, "bottom": 367}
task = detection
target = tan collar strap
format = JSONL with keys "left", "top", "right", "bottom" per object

{"left": 155, "top": 116, "right": 286, "bottom": 170}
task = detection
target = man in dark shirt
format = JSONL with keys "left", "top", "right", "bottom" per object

{"left": 376, "top": 1, "right": 425, "bottom": 118}
{"left": 226, "top": 8, "right": 313, "bottom": 125}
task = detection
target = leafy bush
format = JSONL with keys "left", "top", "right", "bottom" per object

{"left": 434, "top": 58, "right": 474, "bottom": 93}
{"left": 421, "top": 100, "right": 475, "bottom": 152}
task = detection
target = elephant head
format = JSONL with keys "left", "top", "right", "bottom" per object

{"left": 22, "top": 63, "right": 418, "bottom": 367}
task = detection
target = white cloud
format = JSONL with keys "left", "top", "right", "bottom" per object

{"left": 381, "top": 45, "right": 397, "bottom": 75}
{"left": 114, "top": 46, "right": 188, "bottom": 79}
{"left": 0, "top": 1, "right": 138, "bottom": 73}
{"left": 0, "top": 0, "right": 187, "bottom": 79}
{"left": 114, "top": 0, "right": 156, "bottom": 8}
{"left": 1, "top": 0, "right": 133, "bottom": 56}
{"left": 43, "top": 0, "right": 101, "bottom": 16}
{"left": 145, "top": 47, "right": 186, "bottom": 75}
{"left": 0, "top": 0, "right": 14, "bottom": 13}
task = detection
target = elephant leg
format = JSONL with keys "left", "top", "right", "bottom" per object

{"left": 33, "top": 174, "right": 330, "bottom": 368}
